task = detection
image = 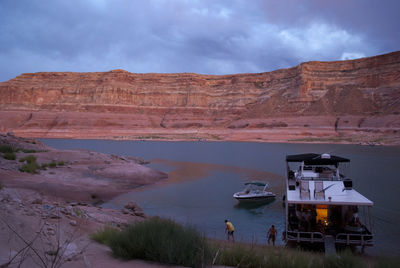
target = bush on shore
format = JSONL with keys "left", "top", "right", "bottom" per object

{"left": 19, "top": 155, "right": 37, "bottom": 164}
{"left": 93, "top": 217, "right": 212, "bottom": 267}
{"left": 0, "top": 145, "right": 14, "bottom": 154}
{"left": 49, "top": 161, "right": 57, "bottom": 168}
{"left": 90, "top": 226, "right": 119, "bottom": 245}
{"left": 19, "top": 161, "right": 40, "bottom": 174}
{"left": 18, "top": 155, "right": 66, "bottom": 173}
{"left": 1, "top": 145, "right": 16, "bottom": 160}
{"left": 19, "top": 155, "right": 39, "bottom": 174}
{"left": 92, "top": 217, "right": 400, "bottom": 268}
{"left": 3, "top": 152, "right": 16, "bottom": 160}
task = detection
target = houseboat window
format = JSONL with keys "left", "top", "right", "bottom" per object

{"left": 316, "top": 204, "right": 328, "bottom": 225}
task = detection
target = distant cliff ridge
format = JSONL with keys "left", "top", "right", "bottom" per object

{"left": 0, "top": 51, "right": 399, "bottom": 144}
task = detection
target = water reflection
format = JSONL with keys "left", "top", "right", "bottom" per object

{"left": 234, "top": 198, "right": 276, "bottom": 210}
{"left": 234, "top": 201, "right": 276, "bottom": 216}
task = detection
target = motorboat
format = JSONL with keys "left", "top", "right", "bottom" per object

{"left": 284, "top": 153, "right": 374, "bottom": 253}
{"left": 233, "top": 182, "right": 276, "bottom": 203}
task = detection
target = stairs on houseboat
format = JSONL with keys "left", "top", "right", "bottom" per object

{"left": 324, "top": 235, "right": 336, "bottom": 255}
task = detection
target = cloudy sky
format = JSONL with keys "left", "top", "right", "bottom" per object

{"left": 0, "top": 0, "right": 399, "bottom": 81}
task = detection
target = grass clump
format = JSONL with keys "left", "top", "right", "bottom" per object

{"left": 90, "top": 226, "right": 119, "bottom": 245}
{"left": 3, "top": 152, "right": 16, "bottom": 160}
{"left": 19, "top": 161, "right": 40, "bottom": 174}
{"left": 93, "top": 217, "right": 212, "bottom": 267}
{"left": 19, "top": 155, "right": 37, "bottom": 164}
{"left": 214, "top": 243, "right": 265, "bottom": 268}
{"left": 19, "top": 155, "right": 40, "bottom": 174}
{"left": 0, "top": 145, "right": 14, "bottom": 153}
{"left": 212, "top": 244, "right": 372, "bottom": 268}
{"left": 213, "top": 245, "right": 323, "bottom": 268}
{"left": 20, "top": 148, "right": 37, "bottom": 153}
{"left": 40, "top": 160, "right": 66, "bottom": 170}
{"left": 1, "top": 145, "right": 16, "bottom": 160}
{"left": 41, "top": 163, "right": 48, "bottom": 169}
{"left": 49, "top": 161, "right": 57, "bottom": 168}
{"left": 91, "top": 218, "right": 397, "bottom": 268}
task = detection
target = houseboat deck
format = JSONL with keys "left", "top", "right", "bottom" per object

{"left": 287, "top": 178, "right": 373, "bottom": 206}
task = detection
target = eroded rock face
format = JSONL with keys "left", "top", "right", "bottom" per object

{"left": 0, "top": 51, "right": 399, "bottom": 143}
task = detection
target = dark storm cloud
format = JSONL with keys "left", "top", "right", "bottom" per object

{"left": 0, "top": 0, "right": 398, "bottom": 81}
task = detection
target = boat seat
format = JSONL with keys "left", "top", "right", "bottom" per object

{"left": 300, "top": 180, "right": 310, "bottom": 199}
{"left": 314, "top": 181, "right": 325, "bottom": 200}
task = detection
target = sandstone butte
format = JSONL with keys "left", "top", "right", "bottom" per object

{"left": 0, "top": 51, "right": 399, "bottom": 144}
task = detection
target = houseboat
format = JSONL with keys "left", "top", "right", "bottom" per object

{"left": 284, "top": 153, "right": 374, "bottom": 252}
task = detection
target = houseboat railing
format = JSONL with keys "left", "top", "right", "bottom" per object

{"left": 287, "top": 231, "right": 374, "bottom": 246}
{"left": 287, "top": 231, "right": 324, "bottom": 243}
{"left": 335, "top": 233, "right": 374, "bottom": 246}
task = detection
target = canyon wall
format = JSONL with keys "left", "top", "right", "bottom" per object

{"left": 0, "top": 51, "right": 399, "bottom": 144}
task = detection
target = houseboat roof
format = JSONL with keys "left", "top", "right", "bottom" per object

{"left": 286, "top": 180, "right": 373, "bottom": 206}
{"left": 286, "top": 153, "right": 350, "bottom": 165}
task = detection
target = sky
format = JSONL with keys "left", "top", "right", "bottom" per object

{"left": 0, "top": 0, "right": 399, "bottom": 81}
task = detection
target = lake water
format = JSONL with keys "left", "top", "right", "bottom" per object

{"left": 41, "top": 139, "right": 400, "bottom": 255}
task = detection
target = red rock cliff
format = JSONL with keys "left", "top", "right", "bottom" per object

{"left": 0, "top": 51, "right": 399, "bottom": 144}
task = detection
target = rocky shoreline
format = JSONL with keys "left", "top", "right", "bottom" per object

{"left": 0, "top": 133, "right": 170, "bottom": 268}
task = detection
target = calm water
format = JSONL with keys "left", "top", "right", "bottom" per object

{"left": 41, "top": 139, "right": 400, "bottom": 255}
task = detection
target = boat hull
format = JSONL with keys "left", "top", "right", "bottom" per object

{"left": 234, "top": 194, "right": 276, "bottom": 203}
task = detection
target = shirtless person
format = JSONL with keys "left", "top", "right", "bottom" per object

{"left": 267, "top": 225, "right": 277, "bottom": 246}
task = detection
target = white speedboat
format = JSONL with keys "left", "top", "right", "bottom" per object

{"left": 233, "top": 182, "right": 276, "bottom": 203}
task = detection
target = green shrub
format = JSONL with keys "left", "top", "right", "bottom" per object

{"left": 0, "top": 145, "right": 14, "bottom": 153}
{"left": 98, "top": 217, "right": 211, "bottom": 267}
{"left": 213, "top": 245, "right": 326, "bottom": 268}
{"left": 19, "top": 155, "right": 39, "bottom": 174}
{"left": 57, "top": 161, "right": 65, "bottom": 166}
{"left": 3, "top": 152, "right": 16, "bottom": 160}
{"left": 215, "top": 244, "right": 265, "bottom": 268}
{"left": 19, "top": 155, "right": 37, "bottom": 164}
{"left": 213, "top": 245, "right": 371, "bottom": 268}
{"left": 0, "top": 145, "right": 13, "bottom": 153}
{"left": 90, "top": 226, "right": 119, "bottom": 245}
{"left": 41, "top": 163, "right": 48, "bottom": 170}
{"left": 323, "top": 250, "right": 363, "bottom": 268}
{"left": 19, "top": 161, "right": 40, "bottom": 174}
{"left": 49, "top": 161, "right": 57, "bottom": 168}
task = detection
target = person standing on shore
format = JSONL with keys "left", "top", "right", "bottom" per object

{"left": 225, "top": 219, "right": 235, "bottom": 242}
{"left": 267, "top": 225, "right": 277, "bottom": 246}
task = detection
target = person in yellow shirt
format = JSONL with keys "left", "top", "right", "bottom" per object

{"left": 225, "top": 219, "right": 235, "bottom": 242}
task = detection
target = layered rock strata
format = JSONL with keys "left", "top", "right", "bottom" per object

{"left": 0, "top": 51, "right": 399, "bottom": 144}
